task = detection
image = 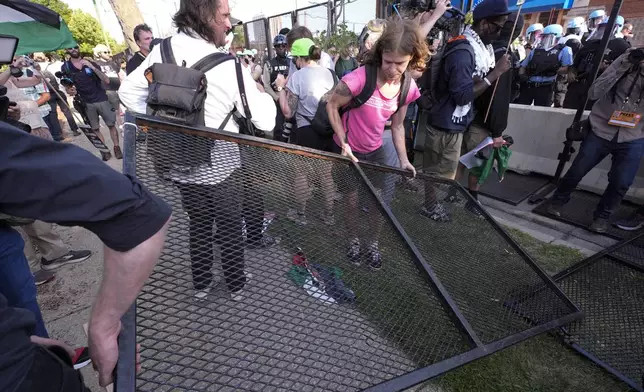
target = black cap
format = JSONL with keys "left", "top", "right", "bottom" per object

{"left": 473, "top": 0, "right": 510, "bottom": 22}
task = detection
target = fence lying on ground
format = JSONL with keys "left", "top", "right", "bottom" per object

{"left": 114, "top": 115, "right": 582, "bottom": 392}
{"left": 510, "top": 232, "right": 644, "bottom": 392}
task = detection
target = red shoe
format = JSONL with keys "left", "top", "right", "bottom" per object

{"left": 72, "top": 347, "right": 91, "bottom": 370}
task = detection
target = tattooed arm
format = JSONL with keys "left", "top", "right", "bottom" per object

{"left": 326, "top": 81, "right": 355, "bottom": 156}
{"left": 279, "top": 88, "right": 299, "bottom": 119}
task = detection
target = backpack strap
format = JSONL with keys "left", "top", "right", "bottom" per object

{"left": 160, "top": 38, "right": 176, "bottom": 65}
{"left": 341, "top": 64, "right": 377, "bottom": 115}
{"left": 192, "top": 52, "right": 234, "bottom": 73}
{"left": 328, "top": 68, "right": 339, "bottom": 86}
{"left": 395, "top": 72, "right": 412, "bottom": 113}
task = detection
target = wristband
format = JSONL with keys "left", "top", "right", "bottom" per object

{"left": 484, "top": 77, "right": 492, "bottom": 86}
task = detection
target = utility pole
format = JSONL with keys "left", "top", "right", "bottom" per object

{"left": 92, "top": 0, "right": 111, "bottom": 49}
{"left": 106, "top": 0, "right": 146, "bottom": 53}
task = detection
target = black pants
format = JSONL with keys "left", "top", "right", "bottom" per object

{"left": 272, "top": 100, "right": 285, "bottom": 142}
{"left": 516, "top": 82, "right": 555, "bottom": 107}
{"left": 177, "top": 175, "right": 246, "bottom": 293}
{"left": 18, "top": 346, "right": 91, "bottom": 392}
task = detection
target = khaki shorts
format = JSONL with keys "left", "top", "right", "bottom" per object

{"left": 462, "top": 123, "right": 491, "bottom": 154}
{"left": 420, "top": 112, "right": 463, "bottom": 180}
{"left": 106, "top": 90, "right": 120, "bottom": 111}
{"left": 86, "top": 100, "right": 116, "bottom": 130}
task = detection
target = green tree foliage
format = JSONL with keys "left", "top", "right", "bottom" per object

{"left": 31, "top": 0, "right": 126, "bottom": 57}
{"left": 232, "top": 25, "right": 246, "bottom": 49}
{"left": 67, "top": 10, "right": 125, "bottom": 57}
{"left": 30, "top": 0, "right": 73, "bottom": 24}
{"left": 314, "top": 24, "right": 358, "bottom": 52}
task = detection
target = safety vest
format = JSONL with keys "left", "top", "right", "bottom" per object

{"left": 269, "top": 55, "right": 290, "bottom": 85}
{"left": 528, "top": 45, "right": 563, "bottom": 77}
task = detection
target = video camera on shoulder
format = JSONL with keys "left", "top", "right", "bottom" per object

{"left": 394, "top": 0, "right": 465, "bottom": 43}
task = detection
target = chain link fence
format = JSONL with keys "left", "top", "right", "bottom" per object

{"left": 510, "top": 233, "right": 644, "bottom": 392}
{"left": 117, "top": 116, "right": 582, "bottom": 391}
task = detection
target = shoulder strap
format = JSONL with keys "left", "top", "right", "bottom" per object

{"left": 346, "top": 64, "right": 377, "bottom": 113}
{"left": 234, "top": 56, "right": 252, "bottom": 121}
{"left": 328, "top": 68, "right": 339, "bottom": 86}
{"left": 160, "top": 38, "right": 176, "bottom": 65}
{"left": 395, "top": 72, "right": 412, "bottom": 113}
{"left": 192, "top": 52, "right": 234, "bottom": 73}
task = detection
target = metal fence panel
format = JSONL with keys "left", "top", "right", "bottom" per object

{"left": 117, "top": 115, "right": 582, "bottom": 391}
{"left": 296, "top": 4, "right": 330, "bottom": 36}
{"left": 243, "top": 18, "right": 269, "bottom": 58}
{"left": 509, "top": 233, "right": 644, "bottom": 392}
{"left": 360, "top": 168, "right": 581, "bottom": 345}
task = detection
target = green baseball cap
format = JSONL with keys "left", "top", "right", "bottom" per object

{"left": 290, "top": 38, "right": 315, "bottom": 57}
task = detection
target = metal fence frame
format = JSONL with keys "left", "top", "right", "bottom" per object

{"left": 114, "top": 114, "right": 583, "bottom": 392}
{"left": 551, "top": 233, "right": 644, "bottom": 392}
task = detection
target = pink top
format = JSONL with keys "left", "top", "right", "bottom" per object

{"left": 334, "top": 66, "right": 420, "bottom": 153}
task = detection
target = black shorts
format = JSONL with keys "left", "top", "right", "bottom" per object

{"left": 291, "top": 126, "right": 335, "bottom": 152}
{"left": 331, "top": 143, "right": 389, "bottom": 192}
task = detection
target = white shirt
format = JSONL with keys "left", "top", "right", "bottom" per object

{"left": 119, "top": 32, "right": 276, "bottom": 185}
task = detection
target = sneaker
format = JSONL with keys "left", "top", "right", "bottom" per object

{"left": 72, "top": 347, "right": 91, "bottom": 370}
{"left": 286, "top": 209, "right": 308, "bottom": 226}
{"left": 546, "top": 202, "right": 563, "bottom": 217}
{"left": 420, "top": 204, "right": 452, "bottom": 223}
{"left": 348, "top": 238, "right": 361, "bottom": 266}
{"left": 589, "top": 218, "right": 609, "bottom": 234}
{"left": 322, "top": 214, "right": 336, "bottom": 226}
{"left": 71, "top": 130, "right": 82, "bottom": 137}
{"left": 465, "top": 201, "right": 485, "bottom": 220}
{"left": 33, "top": 270, "right": 55, "bottom": 286}
{"left": 61, "top": 137, "right": 73, "bottom": 143}
{"left": 443, "top": 188, "right": 460, "bottom": 203}
{"left": 230, "top": 272, "right": 252, "bottom": 301}
{"left": 615, "top": 213, "right": 644, "bottom": 231}
{"left": 100, "top": 151, "right": 112, "bottom": 161}
{"left": 367, "top": 243, "right": 382, "bottom": 271}
{"left": 113, "top": 146, "right": 123, "bottom": 160}
{"left": 41, "top": 250, "right": 92, "bottom": 271}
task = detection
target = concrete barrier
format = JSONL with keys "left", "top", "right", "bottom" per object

{"left": 506, "top": 104, "right": 644, "bottom": 203}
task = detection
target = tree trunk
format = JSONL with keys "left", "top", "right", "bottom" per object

{"left": 106, "top": 0, "right": 145, "bottom": 53}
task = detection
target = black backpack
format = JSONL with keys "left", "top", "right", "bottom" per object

{"left": 309, "top": 64, "right": 411, "bottom": 137}
{"left": 145, "top": 38, "right": 255, "bottom": 170}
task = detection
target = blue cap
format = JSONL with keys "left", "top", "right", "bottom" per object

{"left": 473, "top": 0, "right": 510, "bottom": 22}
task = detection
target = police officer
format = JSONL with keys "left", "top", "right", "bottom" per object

{"left": 553, "top": 18, "right": 585, "bottom": 107}
{"left": 262, "top": 34, "right": 290, "bottom": 141}
{"left": 524, "top": 23, "right": 544, "bottom": 59}
{"left": 563, "top": 16, "right": 631, "bottom": 110}
{"left": 517, "top": 24, "right": 573, "bottom": 107}
{"left": 583, "top": 9, "right": 605, "bottom": 43}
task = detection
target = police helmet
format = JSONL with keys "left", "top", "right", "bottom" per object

{"left": 526, "top": 23, "right": 544, "bottom": 35}
{"left": 543, "top": 24, "right": 564, "bottom": 38}
{"left": 273, "top": 34, "right": 287, "bottom": 46}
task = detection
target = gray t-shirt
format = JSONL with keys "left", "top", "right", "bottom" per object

{"left": 286, "top": 65, "right": 335, "bottom": 128}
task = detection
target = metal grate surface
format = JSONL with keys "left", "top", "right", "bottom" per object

{"left": 120, "top": 116, "right": 582, "bottom": 392}
{"left": 509, "top": 233, "right": 644, "bottom": 392}
{"left": 561, "top": 256, "right": 644, "bottom": 392}
{"left": 533, "top": 190, "right": 641, "bottom": 240}
{"left": 458, "top": 171, "right": 551, "bottom": 206}
{"left": 361, "top": 168, "right": 577, "bottom": 345}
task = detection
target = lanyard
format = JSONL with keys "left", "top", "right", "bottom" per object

{"left": 622, "top": 71, "right": 644, "bottom": 107}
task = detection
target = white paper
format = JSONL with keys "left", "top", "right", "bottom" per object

{"left": 459, "top": 136, "right": 494, "bottom": 169}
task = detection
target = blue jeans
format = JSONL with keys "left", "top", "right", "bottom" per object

{"left": 552, "top": 131, "right": 644, "bottom": 219}
{"left": 43, "top": 103, "right": 63, "bottom": 141}
{"left": 0, "top": 226, "right": 48, "bottom": 338}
